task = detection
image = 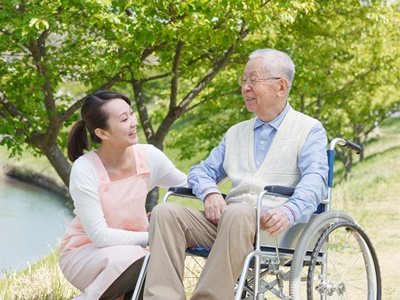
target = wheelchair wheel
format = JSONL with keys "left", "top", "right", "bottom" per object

{"left": 307, "top": 221, "right": 381, "bottom": 300}
{"left": 289, "top": 211, "right": 355, "bottom": 299}
{"left": 184, "top": 255, "right": 206, "bottom": 297}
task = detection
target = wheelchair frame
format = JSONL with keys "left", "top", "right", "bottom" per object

{"left": 132, "top": 138, "right": 381, "bottom": 300}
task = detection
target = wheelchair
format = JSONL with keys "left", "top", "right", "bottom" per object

{"left": 132, "top": 138, "right": 381, "bottom": 300}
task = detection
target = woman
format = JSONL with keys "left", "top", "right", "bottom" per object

{"left": 59, "top": 90, "right": 187, "bottom": 300}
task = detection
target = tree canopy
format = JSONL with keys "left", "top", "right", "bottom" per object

{"left": 1, "top": 0, "right": 399, "bottom": 208}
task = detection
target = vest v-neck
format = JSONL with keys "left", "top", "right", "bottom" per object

{"left": 247, "top": 118, "right": 258, "bottom": 174}
{"left": 255, "top": 108, "right": 295, "bottom": 175}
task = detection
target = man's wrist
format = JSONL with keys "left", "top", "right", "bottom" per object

{"left": 200, "top": 187, "right": 221, "bottom": 202}
{"left": 281, "top": 205, "right": 296, "bottom": 226}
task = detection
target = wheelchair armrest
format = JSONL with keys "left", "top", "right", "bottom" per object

{"left": 166, "top": 187, "right": 227, "bottom": 199}
{"left": 168, "top": 187, "right": 196, "bottom": 197}
{"left": 264, "top": 185, "right": 295, "bottom": 197}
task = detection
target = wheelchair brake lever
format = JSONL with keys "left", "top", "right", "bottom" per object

{"left": 274, "top": 236, "right": 281, "bottom": 265}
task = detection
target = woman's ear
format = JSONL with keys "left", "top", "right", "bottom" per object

{"left": 94, "top": 128, "right": 108, "bottom": 140}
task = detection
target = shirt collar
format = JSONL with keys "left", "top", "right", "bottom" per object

{"left": 254, "top": 102, "right": 291, "bottom": 130}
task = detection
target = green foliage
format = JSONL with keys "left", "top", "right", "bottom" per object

{"left": 0, "top": 0, "right": 399, "bottom": 189}
{"left": 167, "top": 0, "right": 400, "bottom": 163}
{"left": 281, "top": 0, "right": 400, "bottom": 150}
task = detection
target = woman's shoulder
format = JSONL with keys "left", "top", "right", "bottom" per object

{"left": 133, "top": 144, "right": 172, "bottom": 170}
{"left": 71, "top": 152, "right": 98, "bottom": 176}
{"left": 134, "top": 143, "right": 163, "bottom": 157}
{"left": 72, "top": 153, "right": 91, "bottom": 167}
{"left": 70, "top": 153, "right": 99, "bottom": 187}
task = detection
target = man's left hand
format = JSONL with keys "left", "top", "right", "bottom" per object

{"left": 260, "top": 207, "right": 290, "bottom": 236}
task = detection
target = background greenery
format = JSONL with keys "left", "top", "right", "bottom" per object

{"left": 1, "top": 0, "right": 399, "bottom": 210}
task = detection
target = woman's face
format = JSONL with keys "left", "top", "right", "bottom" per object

{"left": 100, "top": 98, "right": 139, "bottom": 146}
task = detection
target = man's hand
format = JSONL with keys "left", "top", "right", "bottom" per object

{"left": 260, "top": 207, "right": 290, "bottom": 236}
{"left": 204, "top": 193, "right": 227, "bottom": 224}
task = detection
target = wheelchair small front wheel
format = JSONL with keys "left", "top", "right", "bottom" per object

{"left": 307, "top": 221, "right": 381, "bottom": 300}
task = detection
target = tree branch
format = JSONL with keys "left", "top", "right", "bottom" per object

{"left": 130, "top": 74, "right": 155, "bottom": 144}
{"left": 142, "top": 72, "right": 170, "bottom": 83}
{"left": 303, "top": 65, "right": 380, "bottom": 111}
{"left": 0, "top": 90, "right": 32, "bottom": 127}
{"left": 140, "top": 41, "right": 168, "bottom": 62}
{"left": 185, "top": 89, "right": 241, "bottom": 113}
{"left": 170, "top": 40, "right": 185, "bottom": 109}
{"left": 178, "top": 29, "right": 249, "bottom": 112}
{"left": 62, "top": 72, "right": 122, "bottom": 122}
{"left": 319, "top": 65, "right": 378, "bottom": 100}
{"left": 26, "top": 30, "right": 59, "bottom": 129}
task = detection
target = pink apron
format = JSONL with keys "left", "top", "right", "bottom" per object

{"left": 59, "top": 145, "right": 149, "bottom": 299}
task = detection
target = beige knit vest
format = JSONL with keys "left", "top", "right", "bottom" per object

{"left": 223, "top": 108, "right": 319, "bottom": 207}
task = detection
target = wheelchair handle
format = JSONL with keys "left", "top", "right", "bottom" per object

{"left": 329, "top": 138, "right": 362, "bottom": 154}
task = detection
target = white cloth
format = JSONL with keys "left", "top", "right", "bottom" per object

{"left": 223, "top": 109, "right": 318, "bottom": 206}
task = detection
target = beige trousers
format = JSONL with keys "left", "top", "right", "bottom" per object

{"left": 143, "top": 202, "right": 256, "bottom": 300}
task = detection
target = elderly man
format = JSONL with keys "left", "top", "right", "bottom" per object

{"left": 144, "top": 48, "right": 329, "bottom": 300}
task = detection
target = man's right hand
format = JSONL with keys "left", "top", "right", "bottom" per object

{"left": 204, "top": 193, "right": 227, "bottom": 225}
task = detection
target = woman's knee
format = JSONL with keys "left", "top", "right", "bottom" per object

{"left": 100, "top": 256, "right": 145, "bottom": 300}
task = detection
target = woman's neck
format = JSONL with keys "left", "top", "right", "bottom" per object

{"left": 96, "top": 145, "right": 137, "bottom": 180}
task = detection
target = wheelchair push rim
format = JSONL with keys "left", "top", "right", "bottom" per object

{"left": 307, "top": 221, "right": 382, "bottom": 300}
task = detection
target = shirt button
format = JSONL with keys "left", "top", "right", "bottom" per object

{"left": 105, "top": 187, "right": 110, "bottom": 192}
{"left": 260, "top": 141, "right": 265, "bottom": 145}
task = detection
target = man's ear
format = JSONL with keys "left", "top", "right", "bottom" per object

{"left": 277, "top": 78, "right": 289, "bottom": 97}
{"left": 94, "top": 128, "right": 108, "bottom": 140}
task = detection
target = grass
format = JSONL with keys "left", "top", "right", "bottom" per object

{"left": 0, "top": 251, "right": 79, "bottom": 300}
{"left": 1, "top": 116, "right": 399, "bottom": 299}
{"left": 329, "top": 118, "right": 400, "bottom": 300}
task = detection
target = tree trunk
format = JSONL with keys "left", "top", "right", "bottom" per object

{"left": 41, "top": 143, "right": 72, "bottom": 194}
{"left": 146, "top": 187, "right": 159, "bottom": 213}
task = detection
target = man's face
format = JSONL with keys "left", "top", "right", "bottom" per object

{"left": 241, "top": 57, "right": 283, "bottom": 122}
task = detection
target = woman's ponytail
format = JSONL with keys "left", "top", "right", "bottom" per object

{"left": 67, "top": 120, "right": 89, "bottom": 162}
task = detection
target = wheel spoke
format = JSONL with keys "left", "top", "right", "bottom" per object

{"left": 306, "top": 221, "right": 381, "bottom": 299}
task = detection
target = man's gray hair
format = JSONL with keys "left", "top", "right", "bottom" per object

{"left": 249, "top": 48, "right": 295, "bottom": 93}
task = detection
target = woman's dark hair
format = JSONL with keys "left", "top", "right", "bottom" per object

{"left": 67, "top": 90, "right": 131, "bottom": 162}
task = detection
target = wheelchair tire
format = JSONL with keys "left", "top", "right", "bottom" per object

{"left": 307, "top": 221, "right": 381, "bottom": 300}
{"left": 289, "top": 210, "right": 355, "bottom": 299}
{"left": 184, "top": 255, "right": 207, "bottom": 296}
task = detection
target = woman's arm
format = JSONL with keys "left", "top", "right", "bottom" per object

{"left": 70, "top": 157, "right": 148, "bottom": 248}
{"left": 146, "top": 145, "right": 187, "bottom": 189}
